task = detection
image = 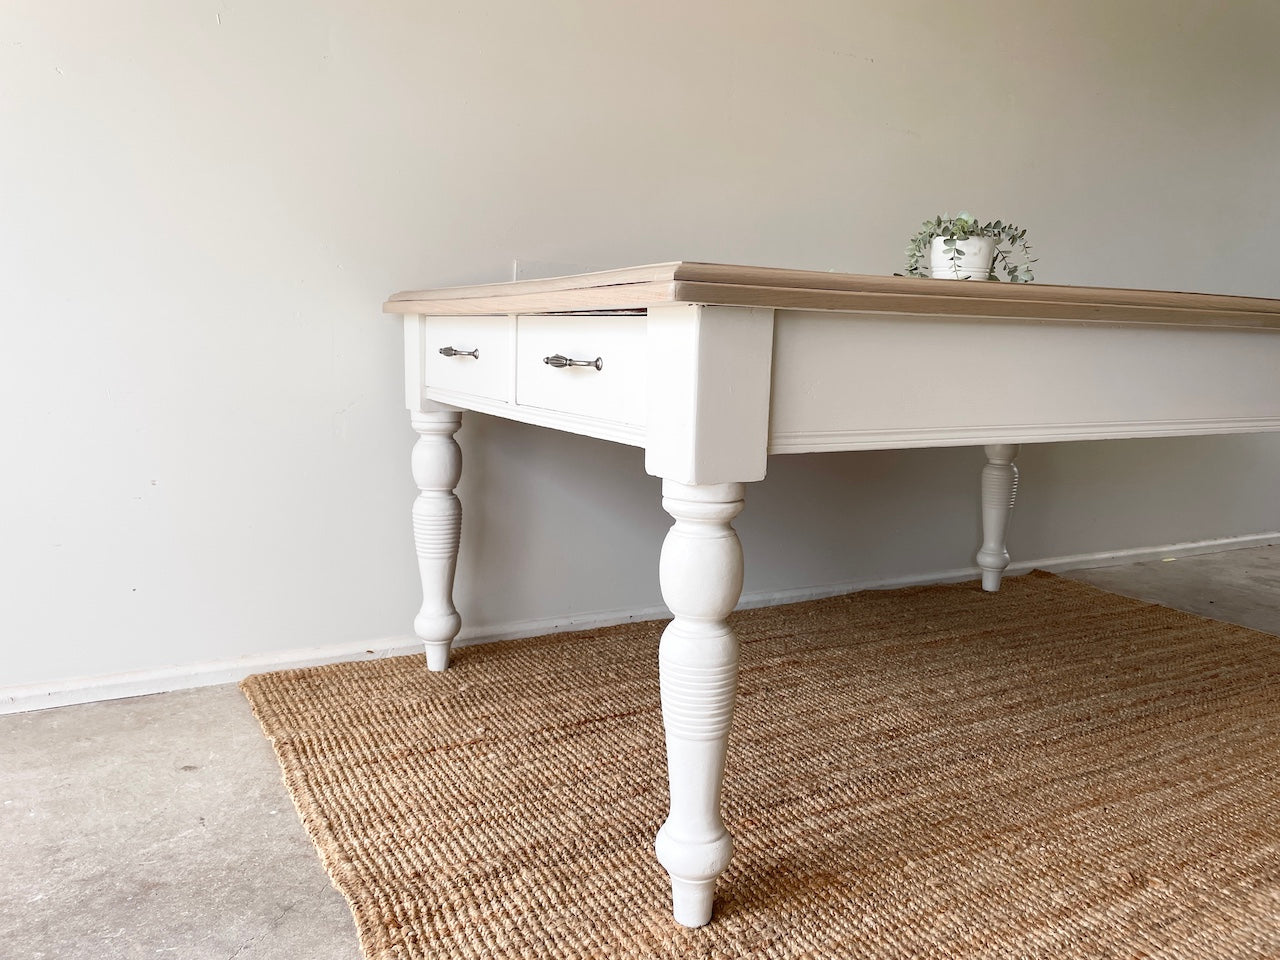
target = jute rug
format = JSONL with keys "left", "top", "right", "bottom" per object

{"left": 242, "top": 572, "right": 1280, "bottom": 959}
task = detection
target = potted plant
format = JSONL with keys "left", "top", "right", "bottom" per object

{"left": 903, "top": 212, "right": 1036, "bottom": 282}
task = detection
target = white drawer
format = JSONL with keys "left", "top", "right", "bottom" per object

{"left": 422, "top": 316, "right": 515, "bottom": 402}
{"left": 515, "top": 316, "right": 646, "bottom": 425}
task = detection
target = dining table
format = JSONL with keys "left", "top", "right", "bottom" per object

{"left": 384, "top": 262, "right": 1280, "bottom": 926}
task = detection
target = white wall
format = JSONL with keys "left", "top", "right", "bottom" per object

{"left": 3, "top": 1, "right": 1279, "bottom": 703}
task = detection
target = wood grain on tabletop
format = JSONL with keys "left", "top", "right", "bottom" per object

{"left": 385, "top": 261, "right": 1280, "bottom": 329}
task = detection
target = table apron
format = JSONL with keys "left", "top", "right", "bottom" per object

{"left": 768, "top": 311, "right": 1280, "bottom": 452}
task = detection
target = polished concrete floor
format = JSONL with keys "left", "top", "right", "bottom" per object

{"left": 2, "top": 544, "right": 1277, "bottom": 960}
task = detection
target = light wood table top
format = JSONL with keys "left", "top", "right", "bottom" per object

{"left": 386, "top": 261, "right": 1280, "bottom": 329}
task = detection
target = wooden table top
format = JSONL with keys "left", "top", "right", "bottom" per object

{"left": 386, "top": 262, "right": 1280, "bottom": 329}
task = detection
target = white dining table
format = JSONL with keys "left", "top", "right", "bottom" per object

{"left": 385, "top": 262, "right": 1280, "bottom": 927}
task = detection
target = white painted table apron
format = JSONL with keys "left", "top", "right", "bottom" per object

{"left": 386, "top": 263, "right": 1280, "bottom": 927}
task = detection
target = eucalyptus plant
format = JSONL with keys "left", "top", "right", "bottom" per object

{"left": 903, "top": 212, "right": 1036, "bottom": 282}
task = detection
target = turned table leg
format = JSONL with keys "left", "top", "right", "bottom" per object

{"left": 410, "top": 410, "right": 463, "bottom": 670}
{"left": 653, "top": 480, "right": 745, "bottom": 927}
{"left": 977, "top": 443, "right": 1020, "bottom": 592}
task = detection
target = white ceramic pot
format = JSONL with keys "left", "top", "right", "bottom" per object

{"left": 930, "top": 235, "right": 996, "bottom": 280}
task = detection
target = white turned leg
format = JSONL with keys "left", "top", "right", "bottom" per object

{"left": 410, "top": 411, "right": 463, "bottom": 670}
{"left": 653, "top": 480, "right": 745, "bottom": 928}
{"left": 977, "top": 443, "right": 1020, "bottom": 592}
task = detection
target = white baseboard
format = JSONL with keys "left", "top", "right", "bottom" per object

{"left": 1006, "top": 530, "right": 1279, "bottom": 576}
{"left": 3, "top": 530, "right": 1275, "bottom": 716}
{"left": 728, "top": 530, "right": 1280, "bottom": 609}
{"left": 0, "top": 635, "right": 427, "bottom": 717}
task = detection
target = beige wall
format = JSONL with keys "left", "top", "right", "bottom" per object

{"left": 3, "top": 1, "right": 1278, "bottom": 697}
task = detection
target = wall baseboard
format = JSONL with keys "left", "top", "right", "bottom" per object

{"left": 4, "top": 531, "right": 1275, "bottom": 715}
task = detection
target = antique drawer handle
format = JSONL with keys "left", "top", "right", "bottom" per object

{"left": 439, "top": 346, "right": 479, "bottom": 359}
{"left": 543, "top": 354, "right": 603, "bottom": 371}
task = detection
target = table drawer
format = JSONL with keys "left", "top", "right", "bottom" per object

{"left": 423, "top": 316, "right": 515, "bottom": 402}
{"left": 516, "top": 316, "right": 646, "bottom": 424}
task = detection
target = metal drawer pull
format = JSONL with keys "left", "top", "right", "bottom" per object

{"left": 438, "top": 346, "right": 479, "bottom": 359}
{"left": 543, "top": 354, "right": 603, "bottom": 371}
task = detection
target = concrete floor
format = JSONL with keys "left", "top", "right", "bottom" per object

{"left": 0, "top": 683, "right": 360, "bottom": 960}
{"left": 1062, "top": 542, "right": 1280, "bottom": 636}
{"left": 2, "top": 544, "right": 1277, "bottom": 960}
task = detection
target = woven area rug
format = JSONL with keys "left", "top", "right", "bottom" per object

{"left": 242, "top": 572, "right": 1280, "bottom": 959}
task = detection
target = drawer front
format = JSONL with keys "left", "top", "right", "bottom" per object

{"left": 516, "top": 316, "right": 647, "bottom": 424}
{"left": 423, "top": 316, "right": 515, "bottom": 402}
